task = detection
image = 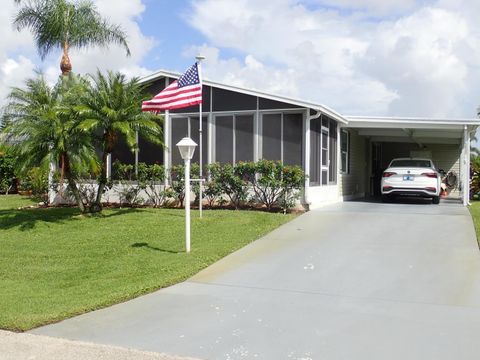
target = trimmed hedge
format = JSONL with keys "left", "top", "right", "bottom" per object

{"left": 112, "top": 160, "right": 305, "bottom": 212}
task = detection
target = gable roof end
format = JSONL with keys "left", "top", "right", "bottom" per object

{"left": 139, "top": 70, "right": 349, "bottom": 124}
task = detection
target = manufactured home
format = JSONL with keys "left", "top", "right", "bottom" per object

{"left": 110, "top": 70, "right": 480, "bottom": 208}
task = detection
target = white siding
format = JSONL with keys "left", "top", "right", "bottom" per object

{"left": 339, "top": 129, "right": 367, "bottom": 199}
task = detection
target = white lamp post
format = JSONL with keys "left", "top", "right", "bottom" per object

{"left": 176, "top": 137, "right": 197, "bottom": 253}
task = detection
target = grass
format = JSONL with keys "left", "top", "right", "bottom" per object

{"left": 469, "top": 201, "right": 480, "bottom": 247}
{"left": 0, "top": 195, "right": 295, "bottom": 331}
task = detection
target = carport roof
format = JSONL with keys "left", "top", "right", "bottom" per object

{"left": 343, "top": 116, "right": 479, "bottom": 145}
{"left": 345, "top": 115, "right": 480, "bottom": 128}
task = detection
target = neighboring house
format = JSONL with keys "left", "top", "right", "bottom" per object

{"left": 111, "top": 70, "right": 480, "bottom": 208}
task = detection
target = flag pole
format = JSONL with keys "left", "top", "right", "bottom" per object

{"left": 196, "top": 55, "right": 205, "bottom": 218}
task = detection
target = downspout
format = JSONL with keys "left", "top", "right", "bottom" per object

{"left": 304, "top": 109, "right": 322, "bottom": 208}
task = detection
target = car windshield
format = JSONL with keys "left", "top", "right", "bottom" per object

{"left": 389, "top": 159, "right": 432, "bottom": 168}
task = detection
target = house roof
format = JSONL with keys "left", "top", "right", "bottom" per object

{"left": 139, "top": 69, "right": 480, "bottom": 129}
{"left": 139, "top": 69, "right": 349, "bottom": 124}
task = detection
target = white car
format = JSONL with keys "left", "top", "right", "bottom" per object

{"left": 381, "top": 158, "right": 441, "bottom": 204}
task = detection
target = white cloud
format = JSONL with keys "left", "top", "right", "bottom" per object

{"left": 360, "top": 7, "right": 471, "bottom": 117}
{"left": 186, "top": 0, "right": 480, "bottom": 117}
{"left": 0, "top": 56, "right": 36, "bottom": 106}
{"left": 306, "top": 0, "right": 425, "bottom": 16}
{"left": 187, "top": 0, "right": 397, "bottom": 114}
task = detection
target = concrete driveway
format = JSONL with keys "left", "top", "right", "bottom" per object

{"left": 32, "top": 201, "right": 480, "bottom": 360}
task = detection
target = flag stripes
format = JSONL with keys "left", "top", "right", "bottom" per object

{"left": 142, "top": 63, "right": 202, "bottom": 112}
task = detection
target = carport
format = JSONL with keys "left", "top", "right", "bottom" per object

{"left": 341, "top": 116, "right": 480, "bottom": 205}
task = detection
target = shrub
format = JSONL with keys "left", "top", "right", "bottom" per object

{"left": 278, "top": 164, "right": 305, "bottom": 213}
{"left": 170, "top": 163, "right": 200, "bottom": 208}
{"left": 90, "top": 160, "right": 306, "bottom": 211}
{"left": 249, "top": 160, "right": 284, "bottom": 210}
{"left": 139, "top": 163, "right": 174, "bottom": 208}
{"left": 471, "top": 156, "right": 480, "bottom": 199}
{"left": 17, "top": 166, "right": 49, "bottom": 203}
{"left": 0, "top": 151, "right": 16, "bottom": 194}
{"left": 112, "top": 160, "right": 143, "bottom": 206}
{"left": 204, "top": 163, "right": 223, "bottom": 207}
{"left": 112, "top": 160, "right": 136, "bottom": 181}
{"left": 214, "top": 162, "right": 249, "bottom": 209}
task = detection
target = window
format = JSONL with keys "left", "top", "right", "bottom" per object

{"left": 261, "top": 112, "right": 303, "bottom": 166}
{"left": 329, "top": 122, "right": 337, "bottom": 182}
{"left": 310, "top": 116, "right": 338, "bottom": 185}
{"left": 389, "top": 159, "right": 432, "bottom": 168}
{"left": 341, "top": 129, "right": 349, "bottom": 174}
{"left": 214, "top": 114, "right": 254, "bottom": 164}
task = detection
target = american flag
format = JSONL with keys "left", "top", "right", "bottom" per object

{"left": 142, "top": 63, "right": 202, "bottom": 112}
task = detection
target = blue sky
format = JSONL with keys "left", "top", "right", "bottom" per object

{"left": 1, "top": 0, "right": 480, "bottom": 120}
{"left": 139, "top": 0, "right": 205, "bottom": 71}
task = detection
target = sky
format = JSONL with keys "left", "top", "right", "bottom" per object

{"left": 1, "top": 0, "right": 480, "bottom": 119}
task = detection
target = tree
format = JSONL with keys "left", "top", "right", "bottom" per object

{"left": 1, "top": 74, "right": 98, "bottom": 212}
{"left": 13, "top": 0, "right": 130, "bottom": 75}
{"left": 79, "top": 70, "right": 163, "bottom": 212}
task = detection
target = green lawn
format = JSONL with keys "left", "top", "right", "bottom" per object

{"left": 0, "top": 195, "right": 295, "bottom": 331}
{"left": 469, "top": 201, "right": 480, "bottom": 246}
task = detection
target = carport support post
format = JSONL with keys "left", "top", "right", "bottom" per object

{"left": 463, "top": 125, "right": 470, "bottom": 206}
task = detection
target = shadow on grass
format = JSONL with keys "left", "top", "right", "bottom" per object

{"left": 131, "top": 242, "right": 181, "bottom": 254}
{"left": 0, "top": 207, "right": 142, "bottom": 231}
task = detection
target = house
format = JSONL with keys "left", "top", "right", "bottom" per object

{"left": 111, "top": 69, "right": 480, "bottom": 208}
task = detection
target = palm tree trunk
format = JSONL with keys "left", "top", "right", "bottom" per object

{"left": 91, "top": 150, "right": 108, "bottom": 213}
{"left": 60, "top": 41, "right": 72, "bottom": 75}
{"left": 63, "top": 153, "right": 86, "bottom": 213}
{"left": 66, "top": 175, "right": 86, "bottom": 213}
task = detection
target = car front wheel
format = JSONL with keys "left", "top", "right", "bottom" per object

{"left": 432, "top": 196, "right": 440, "bottom": 204}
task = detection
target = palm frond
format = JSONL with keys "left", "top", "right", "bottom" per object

{"left": 14, "top": 0, "right": 130, "bottom": 66}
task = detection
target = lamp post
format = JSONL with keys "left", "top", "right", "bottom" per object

{"left": 176, "top": 137, "right": 197, "bottom": 253}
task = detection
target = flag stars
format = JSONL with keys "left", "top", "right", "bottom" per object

{"left": 178, "top": 63, "right": 200, "bottom": 88}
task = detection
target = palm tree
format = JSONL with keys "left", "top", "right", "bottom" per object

{"left": 13, "top": 0, "right": 130, "bottom": 75}
{"left": 2, "top": 74, "right": 98, "bottom": 212}
{"left": 79, "top": 70, "right": 163, "bottom": 212}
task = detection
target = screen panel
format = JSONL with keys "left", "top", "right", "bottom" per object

{"left": 189, "top": 117, "right": 208, "bottom": 170}
{"left": 235, "top": 115, "right": 254, "bottom": 163}
{"left": 262, "top": 113, "right": 282, "bottom": 161}
{"left": 283, "top": 113, "right": 303, "bottom": 166}
{"left": 215, "top": 116, "right": 234, "bottom": 164}
{"left": 171, "top": 117, "right": 189, "bottom": 166}
{"left": 138, "top": 134, "right": 163, "bottom": 165}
